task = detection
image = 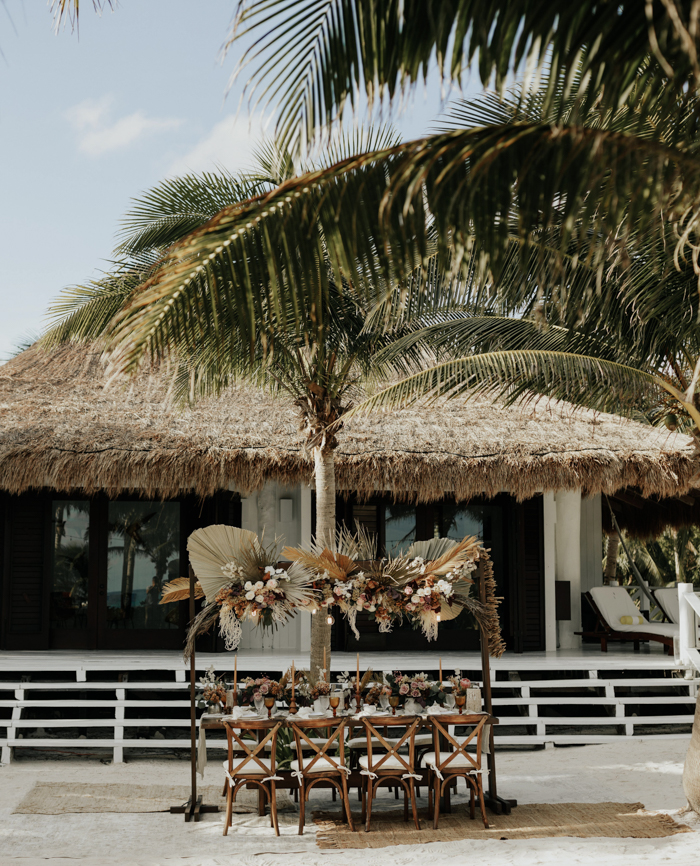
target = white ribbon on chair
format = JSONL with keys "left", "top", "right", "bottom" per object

{"left": 291, "top": 769, "right": 305, "bottom": 784}
{"left": 360, "top": 769, "right": 378, "bottom": 780}
{"left": 401, "top": 772, "right": 422, "bottom": 781}
{"left": 429, "top": 764, "right": 444, "bottom": 781}
{"left": 262, "top": 775, "right": 284, "bottom": 783}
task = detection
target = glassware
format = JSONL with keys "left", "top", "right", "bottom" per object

{"left": 264, "top": 696, "right": 276, "bottom": 719}
{"left": 454, "top": 694, "right": 466, "bottom": 714}
{"left": 445, "top": 693, "right": 456, "bottom": 710}
{"left": 388, "top": 695, "right": 400, "bottom": 716}
{"left": 254, "top": 695, "right": 265, "bottom": 715}
{"left": 329, "top": 695, "right": 341, "bottom": 718}
{"left": 379, "top": 694, "right": 390, "bottom": 711}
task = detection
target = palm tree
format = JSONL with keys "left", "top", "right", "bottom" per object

{"left": 44, "top": 133, "right": 458, "bottom": 676}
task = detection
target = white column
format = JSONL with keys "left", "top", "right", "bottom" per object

{"left": 678, "top": 583, "right": 696, "bottom": 665}
{"left": 555, "top": 490, "right": 582, "bottom": 649}
{"left": 543, "top": 492, "right": 557, "bottom": 652}
{"left": 299, "top": 485, "right": 313, "bottom": 653}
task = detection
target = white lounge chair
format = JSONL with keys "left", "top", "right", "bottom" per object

{"left": 578, "top": 586, "right": 678, "bottom": 653}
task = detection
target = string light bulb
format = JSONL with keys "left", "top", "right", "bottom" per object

{"left": 436, "top": 613, "right": 441, "bottom": 622}
{"left": 326, "top": 614, "right": 335, "bottom": 626}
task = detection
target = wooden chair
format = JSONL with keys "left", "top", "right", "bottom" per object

{"left": 222, "top": 719, "right": 282, "bottom": 836}
{"left": 577, "top": 588, "right": 677, "bottom": 653}
{"left": 288, "top": 717, "right": 354, "bottom": 835}
{"left": 424, "top": 712, "right": 491, "bottom": 829}
{"left": 358, "top": 715, "right": 422, "bottom": 832}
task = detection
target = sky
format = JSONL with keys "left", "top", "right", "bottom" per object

{"left": 0, "top": 1, "right": 480, "bottom": 360}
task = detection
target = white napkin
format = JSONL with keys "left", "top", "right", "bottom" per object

{"left": 294, "top": 706, "right": 329, "bottom": 719}
{"left": 352, "top": 704, "right": 378, "bottom": 720}
{"left": 221, "top": 706, "right": 257, "bottom": 720}
{"left": 427, "top": 704, "right": 451, "bottom": 715}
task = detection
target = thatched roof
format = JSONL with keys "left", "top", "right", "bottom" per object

{"left": 0, "top": 343, "right": 697, "bottom": 503}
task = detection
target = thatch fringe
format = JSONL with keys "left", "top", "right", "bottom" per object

{"left": 1, "top": 343, "right": 697, "bottom": 504}
{"left": 475, "top": 548, "right": 506, "bottom": 658}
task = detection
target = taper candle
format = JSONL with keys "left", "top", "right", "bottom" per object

{"left": 323, "top": 647, "right": 327, "bottom": 679}
{"left": 439, "top": 657, "right": 442, "bottom": 686}
{"left": 233, "top": 655, "right": 238, "bottom": 691}
{"left": 356, "top": 653, "right": 360, "bottom": 688}
{"left": 291, "top": 661, "right": 295, "bottom": 699}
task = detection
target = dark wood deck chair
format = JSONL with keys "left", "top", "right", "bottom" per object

{"left": 288, "top": 717, "right": 354, "bottom": 835}
{"left": 577, "top": 587, "right": 677, "bottom": 653}
{"left": 222, "top": 719, "right": 282, "bottom": 836}
{"left": 423, "top": 713, "right": 492, "bottom": 829}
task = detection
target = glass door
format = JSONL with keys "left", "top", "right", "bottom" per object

{"left": 97, "top": 500, "right": 183, "bottom": 648}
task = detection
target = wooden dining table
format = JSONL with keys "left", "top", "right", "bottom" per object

{"left": 201, "top": 709, "right": 498, "bottom": 816}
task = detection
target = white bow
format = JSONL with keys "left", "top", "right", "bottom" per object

{"left": 429, "top": 763, "right": 444, "bottom": 781}
{"left": 291, "top": 769, "right": 305, "bottom": 783}
{"left": 360, "top": 769, "right": 378, "bottom": 780}
{"left": 262, "top": 775, "right": 283, "bottom": 783}
{"left": 402, "top": 772, "right": 422, "bottom": 781}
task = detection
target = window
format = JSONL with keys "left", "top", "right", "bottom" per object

{"left": 384, "top": 504, "right": 416, "bottom": 556}
{"left": 107, "top": 501, "right": 180, "bottom": 630}
{"left": 50, "top": 500, "right": 90, "bottom": 630}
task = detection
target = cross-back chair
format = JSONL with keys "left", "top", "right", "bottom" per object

{"left": 222, "top": 718, "right": 282, "bottom": 836}
{"left": 288, "top": 717, "right": 354, "bottom": 835}
{"left": 358, "top": 715, "right": 422, "bottom": 832}
{"left": 424, "top": 712, "right": 491, "bottom": 828}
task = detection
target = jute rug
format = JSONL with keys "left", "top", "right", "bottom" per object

{"left": 313, "top": 803, "right": 692, "bottom": 848}
{"left": 13, "top": 783, "right": 249, "bottom": 815}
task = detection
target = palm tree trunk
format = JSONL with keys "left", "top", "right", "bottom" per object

{"left": 310, "top": 445, "right": 335, "bottom": 679}
{"left": 604, "top": 531, "right": 619, "bottom": 584}
{"left": 683, "top": 693, "right": 700, "bottom": 812}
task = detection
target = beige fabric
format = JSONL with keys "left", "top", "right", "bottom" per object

{"left": 224, "top": 756, "right": 274, "bottom": 776}
{"left": 313, "top": 802, "right": 692, "bottom": 847}
{"left": 290, "top": 757, "right": 347, "bottom": 774}
{"left": 590, "top": 587, "right": 679, "bottom": 636}
{"left": 420, "top": 750, "right": 478, "bottom": 770}
{"left": 359, "top": 754, "right": 410, "bottom": 772}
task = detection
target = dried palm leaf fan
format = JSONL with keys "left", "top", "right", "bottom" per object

{"left": 182, "top": 524, "right": 316, "bottom": 660}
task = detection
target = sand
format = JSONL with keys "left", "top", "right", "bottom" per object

{"left": 1, "top": 738, "right": 698, "bottom": 866}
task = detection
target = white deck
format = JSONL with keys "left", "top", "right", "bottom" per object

{"left": 0, "top": 641, "right": 684, "bottom": 677}
{"left": 1, "top": 644, "right": 695, "bottom": 764}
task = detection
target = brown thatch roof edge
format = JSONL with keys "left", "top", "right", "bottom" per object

{"left": 0, "top": 344, "right": 697, "bottom": 502}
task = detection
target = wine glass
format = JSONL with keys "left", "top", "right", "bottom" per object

{"left": 445, "top": 693, "right": 456, "bottom": 710}
{"left": 454, "top": 694, "right": 466, "bottom": 715}
{"left": 264, "top": 696, "right": 276, "bottom": 719}
{"left": 329, "top": 695, "right": 341, "bottom": 718}
{"left": 254, "top": 694, "right": 265, "bottom": 715}
{"left": 388, "top": 695, "right": 399, "bottom": 716}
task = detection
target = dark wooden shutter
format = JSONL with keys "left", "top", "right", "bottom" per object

{"left": 517, "top": 495, "right": 545, "bottom": 651}
{"left": 5, "top": 495, "right": 49, "bottom": 649}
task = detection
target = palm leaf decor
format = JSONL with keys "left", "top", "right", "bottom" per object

{"left": 285, "top": 529, "right": 505, "bottom": 656}
{"left": 177, "top": 525, "right": 316, "bottom": 659}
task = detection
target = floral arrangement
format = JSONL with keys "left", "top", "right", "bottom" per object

{"left": 207, "top": 537, "right": 315, "bottom": 652}
{"left": 238, "top": 675, "right": 284, "bottom": 706}
{"left": 197, "top": 665, "right": 228, "bottom": 710}
{"left": 285, "top": 530, "right": 483, "bottom": 642}
{"left": 384, "top": 670, "right": 433, "bottom": 707}
{"left": 448, "top": 672, "right": 473, "bottom": 696}
{"left": 365, "top": 683, "right": 392, "bottom": 704}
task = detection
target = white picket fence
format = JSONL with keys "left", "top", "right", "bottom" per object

{"left": 678, "top": 583, "right": 700, "bottom": 673}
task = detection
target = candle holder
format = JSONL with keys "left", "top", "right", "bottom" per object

{"left": 355, "top": 688, "right": 362, "bottom": 713}
{"left": 288, "top": 694, "right": 298, "bottom": 715}
{"left": 388, "top": 695, "right": 399, "bottom": 716}
{"left": 264, "top": 696, "right": 276, "bottom": 719}
{"left": 454, "top": 694, "right": 466, "bottom": 715}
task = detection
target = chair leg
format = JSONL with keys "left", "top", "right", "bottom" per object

{"left": 365, "top": 781, "right": 375, "bottom": 833}
{"left": 361, "top": 776, "right": 367, "bottom": 825}
{"left": 332, "top": 786, "right": 337, "bottom": 801}
{"left": 222, "top": 779, "right": 228, "bottom": 797}
{"left": 270, "top": 782, "right": 280, "bottom": 837}
{"left": 433, "top": 779, "right": 440, "bottom": 830}
{"left": 476, "top": 780, "right": 489, "bottom": 829}
{"left": 394, "top": 785, "right": 399, "bottom": 800}
{"left": 601, "top": 636, "right": 607, "bottom": 652}
{"left": 340, "top": 773, "right": 355, "bottom": 833}
{"left": 223, "top": 783, "right": 233, "bottom": 836}
{"left": 409, "top": 778, "right": 420, "bottom": 831}
{"left": 297, "top": 780, "right": 306, "bottom": 835}
{"left": 470, "top": 783, "right": 475, "bottom": 820}
{"left": 403, "top": 783, "right": 408, "bottom": 822}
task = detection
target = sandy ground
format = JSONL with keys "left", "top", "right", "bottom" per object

{"left": 1, "top": 739, "right": 699, "bottom": 866}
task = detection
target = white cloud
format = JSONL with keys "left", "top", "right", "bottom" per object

{"left": 167, "top": 114, "right": 266, "bottom": 176}
{"left": 65, "top": 96, "right": 182, "bottom": 156}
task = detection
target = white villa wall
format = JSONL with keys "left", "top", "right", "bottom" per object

{"left": 236, "top": 480, "right": 309, "bottom": 652}
{"left": 555, "top": 490, "right": 582, "bottom": 649}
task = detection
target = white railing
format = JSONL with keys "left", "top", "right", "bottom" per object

{"left": 678, "top": 583, "right": 700, "bottom": 673}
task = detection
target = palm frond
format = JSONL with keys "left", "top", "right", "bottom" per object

{"left": 159, "top": 577, "right": 204, "bottom": 605}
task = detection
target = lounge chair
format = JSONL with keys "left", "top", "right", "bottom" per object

{"left": 578, "top": 586, "right": 678, "bottom": 653}
{"left": 652, "top": 587, "right": 700, "bottom": 638}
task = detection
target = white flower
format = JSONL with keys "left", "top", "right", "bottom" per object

{"left": 368, "top": 605, "right": 376, "bottom": 612}
{"left": 268, "top": 579, "right": 278, "bottom": 589}
{"left": 254, "top": 581, "right": 264, "bottom": 591}
{"left": 245, "top": 590, "right": 256, "bottom": 600}
{"left": 275, "top": 568, "right": 285, "bottom": 575}
{"left": 255, "top": 594, "right": 264, "bottom": 603}
{"left": 264, "top": 565, "right": 275, "bottom": 575}
{"left": 244, "top": 581, "right": 253, "bottom": 591}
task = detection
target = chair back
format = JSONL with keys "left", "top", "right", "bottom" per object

{"left": 361, "top": 715, "right": 421, "bottom": 775}
{"left": 223, "top": 718, "right": 281, "bottom": 776}
{"left": 590, "top": 585, "right": 645, "bottom": 629}
{"left": 429, "top": 712, "right": 489, "bottom": 776}
{"left": 288, "top": 717, "right": 348, "bottom": 774}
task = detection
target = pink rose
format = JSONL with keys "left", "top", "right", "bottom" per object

{"left": 404, "top": 586, "right": 414, "bottom": 595}
{"left": 260, "top": 683, "right": 269, "bottom": 694}
{"left": 410, "top": 681, "right": 419, "bottom": 690}
{"left": 411, "top": 689, "right": 420, "bottom": 697}
{"left": 253, "top": 690, "right": 262, "bottom": 700}
{"left": 460, "top": 678, "right": 471, "bottom": 689}
{"left": 399, "top": 684, "right": 409, "bottom": 695}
